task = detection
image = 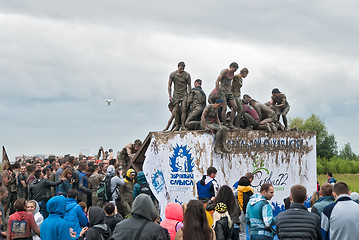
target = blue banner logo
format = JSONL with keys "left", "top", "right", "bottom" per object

{"left": 169, "top": 144, "right": 195, "bottom": 173}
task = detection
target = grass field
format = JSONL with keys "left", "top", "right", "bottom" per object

{"left": 317, "top": 174, "right": 359, "bottom": 193}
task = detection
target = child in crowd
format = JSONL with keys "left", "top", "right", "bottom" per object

{"left": 79, "top": 202, "right": 88, "bottom": 215}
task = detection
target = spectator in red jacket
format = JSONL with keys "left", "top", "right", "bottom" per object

{"left": 160, "top": 202, "right": 183, "bottom": 240}
{"left": 7, "top": 198, "right": 40, "bottom": 240}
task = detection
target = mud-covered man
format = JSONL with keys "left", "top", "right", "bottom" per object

{"left": 232, "top": 68, "right": 249, "bottom": 128}
{"left": 215, "top": 62, "right": 239, "bottom": 129}
{"left": 118, "top": 139, "right": 142, "bottom": 171}
{"left": 270, "top": 88, "right": 290, "bottom": 131}
{"left": 185, "top": 79, "right": 206, "bottom": 130}
{"left": 201, "top": 99, "right": 230, "bottom": 154}
{"left": 250, "top": 99, "right": 278, "bottom": 133}
{"left": 168, "top": 62, "right": 191, "bottom": 131}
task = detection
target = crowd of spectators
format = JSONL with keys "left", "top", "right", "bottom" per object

{"left": 1, "top": 151, "right": 359, "bottom": 240}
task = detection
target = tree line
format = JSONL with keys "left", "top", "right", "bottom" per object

{"left": 289, "top": 114, "right": 358, "bottom": 174}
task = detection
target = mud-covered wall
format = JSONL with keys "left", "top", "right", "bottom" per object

{"left": 143, "top": 130, "right": 316, "bottom": 218}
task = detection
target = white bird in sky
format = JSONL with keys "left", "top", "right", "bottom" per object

{"left": 105, "top": 99, "right": 115, "bottom": 105}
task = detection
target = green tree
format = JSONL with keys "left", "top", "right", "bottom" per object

{"left": 289, "top": 114, "right": 337, "bottom": 159}
{"left": 339, "top": 142, "right": 357, "bottom": 160}
{"left": 317, "top": 134, "right": 338, "bottom": 159}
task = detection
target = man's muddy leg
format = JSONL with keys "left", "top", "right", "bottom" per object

{"left": 228, "top": 99, "right": 237, "bottom": 129}
{"left": 282, "top": 106, "right": 290, "bottom": 130}
{"left": 181, "top": 97, "right": 188, "bottom": 130}
{"left": 220, "top": 129, "right": 231, "bottom": 153}
{"left": 234, "top": 97, "right": 244, "bottom": 128}
{"left": 172, "top": 103, "right": 180, "bottom": 131}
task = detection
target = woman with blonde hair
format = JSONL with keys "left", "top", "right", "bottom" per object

{"left": 310, "top": 191, "right": 320, "bottom": 208}
{"left": 213, "top": 202, "right": 232, "bottom": 240}
{"left": 27, "top": 200, "right": 43, "bottom": 240}
{"left": 7, "top": 198, "right": 40, "bottom": 240}
{"left": 206, "top": 185, "right": 240, "bottom": 240}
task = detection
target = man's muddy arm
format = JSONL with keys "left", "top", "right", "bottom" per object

{"left": 187, "top": 76, "right": 192, "bottom": 95}
{"left": 201, "top": 110, "right": 208, "bottom": 129}
{"left": 168, "top": 77, "right": 173, "bottom": 102}
{"left": 164, "top": 113, "right": 175, "bottom": 131}
{"left": 215, "top": 112, "right": 221, "bottom": 125}
{"left": 215, "top": 75, "right": 221, "bottom": 92}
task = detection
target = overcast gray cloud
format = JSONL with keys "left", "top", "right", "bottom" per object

{"left": 0, "top": 1, "right": 358, "bottom": 158}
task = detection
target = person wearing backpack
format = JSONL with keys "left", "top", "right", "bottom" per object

{"left": 110, "top": 169, "right": 125, "bottom": 215}
{"left": 246, "top": 183, "right": 276, "bottom": 240}
{"left": 237, "top": 176, "right": 254, "bottom": 240}
{"left": 88, "top": 165, "right": 104, "bottom": 207}
{"left": 78, "top": 206, "right": 112, "bottom": 240}
{"left": 133, "top": 171, "right": 155, "bottom": 202}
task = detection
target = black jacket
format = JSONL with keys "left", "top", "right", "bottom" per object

{"left": 79, "top": 206, "right": 112, "bottom": 240}
{"left": 206, "top": 199, "right": 241, "bottom": 224}
{"left": 29, "top": 178, "right": 63, "bottom": 202}
{"left": 276, "top": 202, "right": 322, "bottom": 240}
{"left": 105, "top": 214, "right": 123, "bottom": 233}
{"left": 111, "top": 194, "right": 169, "bottom": 240}
{"left": 214, "top": 216, "right": 232, "bottom": 240}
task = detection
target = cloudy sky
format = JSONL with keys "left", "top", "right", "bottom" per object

{"left": 1, "top": 0, "right": 358, "bottom": 159}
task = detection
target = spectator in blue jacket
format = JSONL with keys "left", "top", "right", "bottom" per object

{"left": 76, "top": 163, "right": 91, "bottom": 203}
{"left": 64, "top": 189, "right": 89, "bottom": 239}
{"left": 133, "top": 171, "right": 155, "bottom": 202}
{"left": 40, "top": 195, "right": 75, "bottom": 240}
{"left": 311, "top": 183, "right": 334, "bottom": 218}
{"left": 246, "top": 183, "right": 276, "bottom": 240}
{"left": 326, "top": 172, "right": 337, "bottom": 186}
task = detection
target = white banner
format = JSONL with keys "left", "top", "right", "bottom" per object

{"left": 143, "top": 131, "right": 316, "bottom": 218}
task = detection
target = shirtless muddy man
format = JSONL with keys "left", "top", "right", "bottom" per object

{"left": 168, "top": 62, "right": 191, "bottom": 131}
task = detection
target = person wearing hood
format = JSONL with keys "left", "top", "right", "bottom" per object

{"left": 133, "top": 171, "right": 155, "bottom": 202}
{"left": 160, "top": 202, "right": 183, "bottom": 240}
{"left": 120, "top": 169, "right": 136, "bottom": 217}
{"left": 111, "top": 193, "right": 170, "bottom": 240}
{"left": 63, "top": 189, "right": 89, "bottom": 239}
{"left": 40, "top": 195, "right": 75, "bottom": 240}
{"left": 29, "top": 169, "right": 65, "bottom": 218}
{"left": 246, "top": 183, "right": 276, "bottom": 240}
{"left": 110, "top": 167, "right": 125, "bottom": 215}
{"left": 78, "top": 206, "right": 111, "bottom": 240}
{"left": 27, "top": 200, "right": 44, "bottom": 240}
{"left": 7, "top": 198, "right": 40, "bottom": 240}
